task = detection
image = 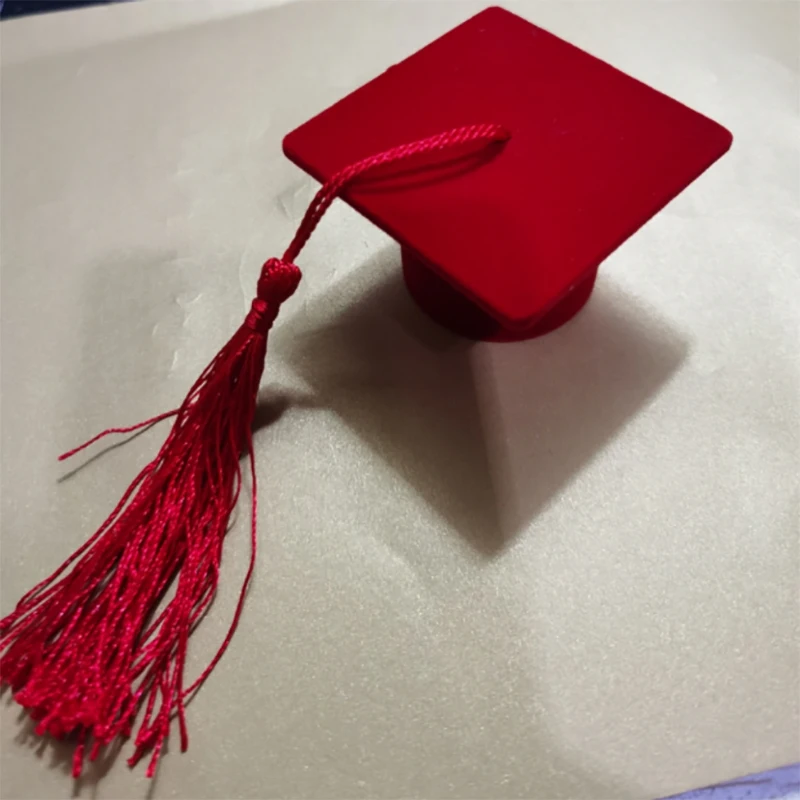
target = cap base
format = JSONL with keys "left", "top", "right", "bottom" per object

{"left": 401, "top": 249, "right": 596, "bottom": 341}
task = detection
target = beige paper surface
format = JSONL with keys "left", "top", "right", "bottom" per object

{"left": 1, "top": 1, "right": 798, "bottom": 798}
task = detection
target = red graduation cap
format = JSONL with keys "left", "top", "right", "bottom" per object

{"left": 0, "top": 5, "right": 730, "bottom": 780}
{"left": 284, "top": 5, "right": 732, "bottom": 340}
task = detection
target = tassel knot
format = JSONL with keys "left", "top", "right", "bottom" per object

{"left": 246, "top": 259, "right": 301, "bottom": 334}
{"left": 256, "top": 257, "right": 302, "bottom": 305}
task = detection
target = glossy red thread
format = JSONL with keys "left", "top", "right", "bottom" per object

{"left": 0, "top": 123, "right": 508, "bottom": 779}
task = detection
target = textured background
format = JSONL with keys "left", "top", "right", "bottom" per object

{"left": 1, "top": 1, "right": 798, "bottom": 798}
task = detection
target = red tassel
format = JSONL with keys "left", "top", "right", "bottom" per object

{"left": 1, "top": 258, "right": 300, "bottom": 778}
{"left": 0, "top": 124, "right": 508, "bottom": 778}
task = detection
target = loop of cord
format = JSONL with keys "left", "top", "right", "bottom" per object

{"left": 0, "top": 122, "right": 510, "bottom": 780}
{"left": 282, "top": 122, "right": 509, "bottom": 264}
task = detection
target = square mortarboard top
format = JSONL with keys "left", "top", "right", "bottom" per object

{"left": 283, "top": 6, "right": 732, "bottom": 340}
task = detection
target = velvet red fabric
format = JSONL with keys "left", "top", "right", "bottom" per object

{"left": 284, "top": 6, "right": 732, "bottom": 337}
